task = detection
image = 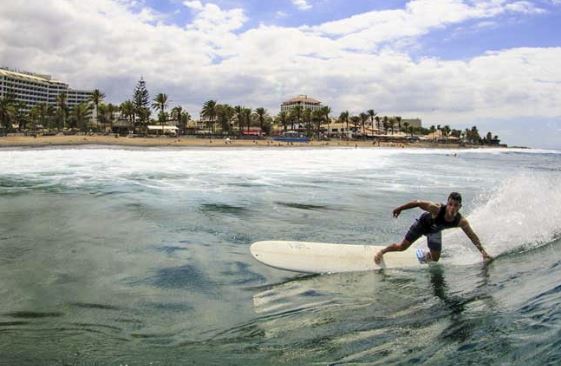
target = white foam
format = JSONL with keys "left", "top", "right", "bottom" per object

{"left": 444, "top": 172, "right": 561, "bottom": 264}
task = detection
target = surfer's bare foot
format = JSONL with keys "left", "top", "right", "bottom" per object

{"left": 374, "top": 251, "right": 384, "bottom": 264}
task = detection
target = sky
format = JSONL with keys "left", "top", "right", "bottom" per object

{"left": 1, "top": 0, "right": 560, "bottom": 148}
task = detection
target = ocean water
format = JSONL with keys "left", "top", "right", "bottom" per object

{"left": 0, "top": 146, "right": 560, "bottom": 365}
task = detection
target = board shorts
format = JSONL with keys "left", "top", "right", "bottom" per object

{"left": 404, "top": 218, "right": 443, "bottom": 252}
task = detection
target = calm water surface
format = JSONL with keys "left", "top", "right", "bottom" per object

{"left": 0, "top": 146, "right": 560, "bottom": 365}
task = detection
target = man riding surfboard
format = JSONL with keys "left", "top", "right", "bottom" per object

{"left": 374, "top": 192, "right": 492, "bottom": 264}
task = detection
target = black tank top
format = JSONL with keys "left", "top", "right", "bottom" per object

{"left": 419, "top": 204, "right": 462, "bottom": 234}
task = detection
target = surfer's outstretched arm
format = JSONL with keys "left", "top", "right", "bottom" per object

{"left": 392, "top": 200, "right": 439, "bottom": 218}
{"left": 460, "top": 219, "right": 492, "bottom": 262}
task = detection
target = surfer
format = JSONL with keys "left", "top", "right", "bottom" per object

{"left": 374, "top": 192, "right": 492, "bottom": 264}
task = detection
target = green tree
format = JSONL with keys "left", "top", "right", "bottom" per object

{"left": 14, "top": 102, "right": 28, "bottom": 131}
{"left": 98, "top": 103, "right": 110, "bottom": 130}
{"left": 289, "top": 105, "right": 303, "bottom": 131}
{"left": 0, "top": 93, "right": 16, "bottom": 132}
{"left": 233, "top": 105, "right": 244, "bottom": 134}
{"left": 201, "top": 100, "right": 217, "bottom": 134}
{"left": 107, "top": 103, "right": 117, "bottom": 132}
{"left": 321, "top": 106, "right": 331, "bottom": 138}
{"left": 367, "top": 109, "right": 376, "bottom": 137}
{"left": 359, "top": 112, "right": 368, "bottom": 138}
{"left": 120, "top": 100, "right": 135, "bottom": 131}
{"left": 171, "top": 105, "right": 186, "bottom": 134}
{"left": 71, "top": 103, "right": 91, "bottom": 132}
{"left": 303, "top": 108, "right": 312, "bottom": 136}
{"left": 403, "top": 121, "right": 410, "bottom": 136}
{"left": 56, "top": 92, "right": 68, "bottom": 130}
{"left": 396, "top": 116, "right": 402, "bottom": 133}
{"left": 255, "top": 107, "right": 267, "bottom": 135}
{"left": 133, "top": 77, "right": 150, "bottom": 132}
{"left": 171, "top": 106, "right": 188, "bottom": 135}
{"left": 313, "top": 109, "right": 323, "bottom": 139}
{"left": 383, "top": 116, "right": 389, "bottom": 135}
{"left": 339, "top": 111, "right": 349, "bottom": 137}
{"left": 351, "top": 115, "right": 360, "bottom": 137}
{"left": 152, "top": 93, "right": 169, "bottom": 135}
{"left": 31, "top": 103, "right": 55, "bottom": 130}
{"left": 277, "top": 110, "right": 289, "bottom": 133}
{"left": 217, "top": 104, "right": 234, "bottom": 134}
{"left": 90, "top": 89, "right": 105, "bottom": 129}
{"left": 243, "top": 108, "right": 252, "bottom": 132}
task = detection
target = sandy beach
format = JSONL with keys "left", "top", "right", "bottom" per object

{"left": 0, "top": 135, "right": 470, "bottom": 149}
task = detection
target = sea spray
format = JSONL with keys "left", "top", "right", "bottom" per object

{"left": 443, "top": 172, "right": 561, "bottom": 265}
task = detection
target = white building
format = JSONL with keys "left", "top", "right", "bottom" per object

{"left": 280, "top": 95, "right": 322, "bottom": 113}
{"left": 0, "top": 67, "right": 94, "bottom": 111}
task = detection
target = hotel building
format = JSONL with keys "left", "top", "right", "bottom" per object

{"left": 0, "top": 67, "right": 94, "bottom": 111}
{"left": 280, "top": 95, "right": 322, "bottom": 113}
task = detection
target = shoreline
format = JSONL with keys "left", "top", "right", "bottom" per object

{"left": 0, "top": 135, "right": 508, "bottom": 149}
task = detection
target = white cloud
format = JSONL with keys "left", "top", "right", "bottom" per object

{"left": 291, "top": 0, "right": 312, "bottom": 11}
{"left": 505, "top": 1, "right": 546, "bottom": 14}
{"left": 305, "top": 0, "right": 547, "bottom": 51}
{"left": 0, "top": 0, "right": 559, "bottom": 131}
{"left": 183, "top": 1, "right": 205, "bottom": 11}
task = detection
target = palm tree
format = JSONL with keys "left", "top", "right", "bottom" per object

{"left": 120, "top": 100, "right": 135, "bottom": 132}
{"left": 339, "top": 111, "right": 349, "bottom": 138}
{"left": 171, "top": 106, "right": 183, "bottom": 126}
{"left": 359, "top": 112, "right": 368, "bottom": 138}
{"left": 313, "top": 109, "right": 324, "bottom": 139}
{"left": 98, "top": 104, "right": 108, "bottom": 130}
{"left": 71, "top": 102, "right": 90, "bottom": 132}
{"left": 396, "top": 116, "right": 402, "bottom": 133}
{"left": 375, "top": 116, "right": 381, "bottom": 133}
{"left": 321, "top": 106, "right": 331, "bottom": 138}
{"left": 277, "top": 110, "right": 288, "bottom": 133}
{"left": 383, "top": 116, "right": 389, "bottom": 135}
{"left": 217, "top": 104, "right": 234, "bottom": 134}
{"left": 234, "top": 105, "right": 244, "bottom": 135}
{"left": 255, "top": 107, "right": 267, "bottom": 135}
{"left": 0, "top": 95, "right": 16, "bottom": 132}
{"left": 32, "top": 103, "right": 55, "bottom": 130}
{"left": 367, "top": 109, "right": 376, "bottom": 137}
{"left": 303, "top": 108, "right": 312, "bottom": 136}
{"left": 14, "top": 102, "right": 28, "bottom": 132}
{"left": 243, "top": 108, "right": 252, "bottom": 132}
{"left": 90, "top": 89, "right": 105, "bottom": 129}
{"left": 442, "top": 125, "right": 451, "bottom": 138}
{"left": 107, "top": 103, "right": 116, "bottom": 132}
{"left": 403, "top": 122, "right": 410, "bottom": 136}
{"left": 350, "top": 116, "right": 360, "bottom": 137}
{"left": 56, "top": 92, "right": 68, "bottom": 130}
{"left": 152, "top": 93, "right": 168, "bottom": 114}
{"left": 290, "top": 105, "right": 303, "bottom": 131}
{"left": 201, "top": 100, "right": 217, "bottom": 134}
{"left": 152, "top": 93, "right": 169, "bottom": 135}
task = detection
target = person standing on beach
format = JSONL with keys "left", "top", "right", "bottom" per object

{"left": 374, "top": 192, "right": 492, "bottom": 264}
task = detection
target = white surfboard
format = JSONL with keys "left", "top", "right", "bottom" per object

{"left": 250, "top": 240, "right": 422, "bottom": 274}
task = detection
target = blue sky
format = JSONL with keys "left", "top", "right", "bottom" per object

{"left": 1, "top": 0, "right": 560, "bottom": 148}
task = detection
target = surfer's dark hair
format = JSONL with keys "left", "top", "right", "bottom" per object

{"left": 448, "top": 192, "right": 462, "bottom": 204}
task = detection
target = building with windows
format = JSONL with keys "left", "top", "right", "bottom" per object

{"left": 0, "top": 67, "right": 94, "bottom": 111}
{"left": 401, "top": 118, "right": 422, "bottom": 129}
{"left": 280, "top": 95, "right": 322, "bottom": 113}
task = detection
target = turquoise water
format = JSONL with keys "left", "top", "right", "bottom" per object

{"left": 0, "top": 146, "right": 560, "bottom": 365}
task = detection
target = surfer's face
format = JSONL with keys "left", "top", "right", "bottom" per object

{"left": 446, "top": 198, "right": 461, "bottom": 216}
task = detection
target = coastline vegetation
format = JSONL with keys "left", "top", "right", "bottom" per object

{"left": 0, "top": 77, "right": 502, "bottom": 146}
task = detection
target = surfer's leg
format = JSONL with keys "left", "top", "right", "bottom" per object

{"left": 375, "top": 219, "right": 424, "bottom": 264}
{"left": 426, "top": 232, "right": 442, "bottom": 262}
{"left": 374, "top": 238, "right": 413, "bottom": 264}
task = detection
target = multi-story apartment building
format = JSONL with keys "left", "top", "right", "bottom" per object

{"left": 280, "top": 95, "right": 322, "bottom": 113}
{"left": 0, "top": 67, "right": 94, "bottom": 111}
